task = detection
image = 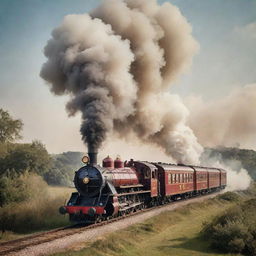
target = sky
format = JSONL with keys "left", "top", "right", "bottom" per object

{"left": 0, "top": 0, "right": 256, "bottom": 160}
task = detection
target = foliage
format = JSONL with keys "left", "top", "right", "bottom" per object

{"left": 0, "top": 171, "right": 48, "bottom": 207}
{"left": 0, "top": 186, "right": 72, "bottom": 234}
{"left": 0, "top": 140, "right": 83, "bottom": 186}
{"left": 44, "top": 151, "right": 83, "bottom": 186}
{"left": 202, "top": 198, "right": 256, "bottom": 255}
{"left": 0, "top": 109, "right": 23, "bottom": 144}
{"left": 217, "top": 191, "right": 241, "bottom": 202}
{"left": 0, "top": 141, "right": 52, "bottom": 176}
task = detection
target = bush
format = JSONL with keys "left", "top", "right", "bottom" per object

{"left": 217, "top": 191, "right": 241, "bottom": 202}
{"left": 0, "top": 171, "right": 48, "bottom": 206}
{"left": 202, "top": 198, "right": 256, "bottom": 255}
{"left": 0, "top": 192, "right": 69, "bottom": 233}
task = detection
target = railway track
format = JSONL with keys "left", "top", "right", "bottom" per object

{"left": 0, "top": 192, "right": 220, "bottom": 256}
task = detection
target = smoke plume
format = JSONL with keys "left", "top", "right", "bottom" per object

{"left": 187, "top": 83, "right": 256, "bottom": 149}
{"left": 40, "top": 0, "right": 202, "bottom": 164}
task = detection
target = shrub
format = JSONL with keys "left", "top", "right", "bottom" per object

{"left": 217, "top": 191, "right": 241, "bottom": 202}
{"left": 202, "top": 198, "right": 256, "bottom": 255}
{"left": 0, "top": 195, "right": 69, "bottom": 233}
{"left": 0, "top": 171, "right": 48, "bottom": 206}
{"left": 0, "top": 185, "right": 71, "bottom": 233}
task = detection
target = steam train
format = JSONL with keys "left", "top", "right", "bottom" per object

{"left": 59, "top": 153, "right": 227, "bottom": 223}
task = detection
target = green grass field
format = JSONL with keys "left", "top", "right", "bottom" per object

{"left": 54, "top": 195, "right": 242, "bottom": 256}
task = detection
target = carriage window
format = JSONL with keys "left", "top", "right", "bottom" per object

{"left": 152, "top": 171, "right": 156, "bottom": 179}
{"left": 144, "top": 168, "right": 150, "bottom": 179}
{"left": 168, "top": 173, "right": 171, "bottom": 184}
{"left": 172, "top": 174, "right": 175, "bottom": 183}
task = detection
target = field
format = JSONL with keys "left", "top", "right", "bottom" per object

{"left": 53, "top": 193, "right": 246, "bottom": 256}
{"left": 0, "top": 186, "right": 75, "bottom": 242}
{"left": 1, "top": 186, "right": 255, "bottom": 255}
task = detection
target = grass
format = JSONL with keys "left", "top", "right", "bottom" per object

{"left": 53, "top": 195, "right": 242, "bottom": 256}
{"left": 0, "top": 186, "right": 75, "bottom": 242}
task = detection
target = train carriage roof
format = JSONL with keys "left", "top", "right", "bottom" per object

{"left": 192, "top": 166, "right": 221, "bottom": 173}
{"left": 135, "top": 161, "right": 157, "bottom": 170}
{"left": 153, "top": 163, "right": 194, "bottom": 172}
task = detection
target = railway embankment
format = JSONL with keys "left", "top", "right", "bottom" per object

{"left": 52, "top": 184, "right": 255, "bottom": 256}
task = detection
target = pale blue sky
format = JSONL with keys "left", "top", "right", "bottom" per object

{"left": 0, "top": 0, "right": 255, "bottom": 156}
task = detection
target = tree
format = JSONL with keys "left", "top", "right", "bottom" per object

{"left": 0, "top": 109, "right": 23, "bottom": 144}
{"left": 0, "top": 141, "right": 52, "bottom": 176}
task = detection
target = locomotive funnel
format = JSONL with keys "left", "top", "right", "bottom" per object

{"left": 88, "top": 144, "right": 98, "bottom": 165}
{"left": 88, "top": 152, "right": 97, "bottom": 165}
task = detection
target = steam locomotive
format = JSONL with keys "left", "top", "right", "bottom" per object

{"left": 59, "top": 152, "right": 227, "bottom": 223}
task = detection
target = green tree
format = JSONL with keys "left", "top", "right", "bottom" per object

{"left": 0, "top": 109, "right": 23, "bottom": 144}
{"left": 0, "top": 141, "right": 52, "bottom": 176}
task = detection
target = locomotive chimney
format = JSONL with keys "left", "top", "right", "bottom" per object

{"left": 88, "top": 145, "right": 97, "bottom": 165}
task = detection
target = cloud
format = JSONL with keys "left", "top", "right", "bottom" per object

{"left": 186, "top": 83, "right": 256, "bottom": 149}
{"left": 233, "top": 22, "right": 256, "bottom": 40}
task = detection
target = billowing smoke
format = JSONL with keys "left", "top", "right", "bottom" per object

{"left": 40, "top": 0, "right": 203, "bottom": 164}
{"left": 187, "top": 83, "right": 256, "bottom": 149}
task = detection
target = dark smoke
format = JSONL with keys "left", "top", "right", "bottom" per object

{"left": 41, "top": 0, "right": 202, "bottom": 164}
